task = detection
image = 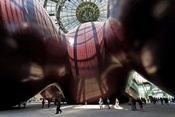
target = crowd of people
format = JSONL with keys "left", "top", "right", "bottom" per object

{"left": 128, "top": 96, "right": 175, "bottom": 112}
{"left": 16, "top": 96, "right": 175, "bottom": 114}
{"left": 40, "top": 98, "right": 62, "bottom": 114}
{"left": 98, "top": 97, "right": 121, "bottom": 109}
{"left": 97, "top": 96, "right": 175, "bottom": 112}
{"left": 18, "top": 96, "right": 175, "bottom": 112}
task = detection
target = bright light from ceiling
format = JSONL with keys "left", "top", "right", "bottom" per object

{"left": 68, "top": 37, "right": 74, "bottom": 45}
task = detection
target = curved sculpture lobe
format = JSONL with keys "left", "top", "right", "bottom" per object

{"left": 0, "top": 0, "right": 67, "bottom": 109}
{"left": 109, "top": 0, "right": 175, "bottom": 96}
{"left": 64, "top": 21, "right": 130, "bottom": 104}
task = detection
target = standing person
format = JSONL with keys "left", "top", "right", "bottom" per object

{"left": 107, "top": 98, "right": 110, "bottom": 109}
{"left": 41, "top": 98, "right": 45, "bottom": 108}
{"left": 160, "top": 97, "right": 164, "bottom": 105}
{"left": 85, "top": 102, "right": 87, "bottom": 106}
{"left": 115, "top": 98, "right": 119, "bottom": 108}
{"left": 129, "top": 97, "right": 134, "bottom": 111}
{"left": 54, "top": 98, "right": 58, "bottom": 105}
{"left": 129, "top": 97, "right": 137, "bottom": 111}
{"left": 137, "top": 98, "right": 143, "bottom": 111}
{"left": 133, "top": 98, "right": 137, "bottom": 111}
{"left": 56, "top": 98, "right": 62, "bottom": 114}
{"left": 22, "top": 101, "right": 27, "bottom": 108}
{"left": 164, "top": 97, "right": 169, "bottom": 105}
{"left": 98, "top": 98, "right": 103, "bottom": 109}
{"left": 47, "top": 99, "right": 51, "bottom": 108}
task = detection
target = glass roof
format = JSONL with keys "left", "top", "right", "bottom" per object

{"left": 37, "top": 0, "right": 108, "bottom": 33}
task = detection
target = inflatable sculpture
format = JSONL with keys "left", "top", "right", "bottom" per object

{"left": 0, "top": 0, "right": 174, "bottom": 109}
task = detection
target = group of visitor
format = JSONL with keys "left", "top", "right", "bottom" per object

{"left": 98, "top": 97, "right": 120, "bottom": 109}
{"left": 41, "top": 98, "right": 62, "bottom": 114}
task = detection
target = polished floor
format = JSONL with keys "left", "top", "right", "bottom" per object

{"left": 0, "top": 102, "right": 175, "bottom": 117}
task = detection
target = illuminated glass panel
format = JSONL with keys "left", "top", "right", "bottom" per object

{"left": 37, "top": 0, "right": 108, "bottom": 33}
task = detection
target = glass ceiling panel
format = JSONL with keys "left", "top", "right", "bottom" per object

{"left": 37, "top": 0, "right": 108, "bottom": 34}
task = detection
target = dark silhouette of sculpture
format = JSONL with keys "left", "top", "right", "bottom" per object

{"left": 0, "top": 0, "right": 174, "bottom": 110}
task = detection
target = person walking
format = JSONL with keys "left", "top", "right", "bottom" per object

{"left": 55, "top": 98, "right": 62, "bottom": 114}
{"left": 107, "top": 98, "right": 110, "bottom": 109}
